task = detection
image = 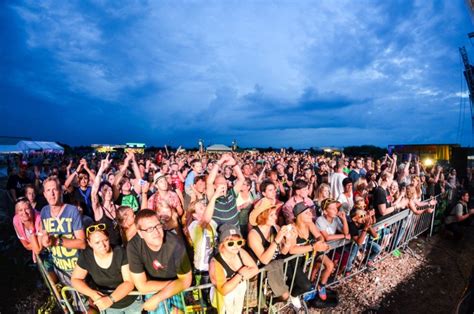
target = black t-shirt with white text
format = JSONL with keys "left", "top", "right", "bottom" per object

{"left": 7, "top": 174, "right": 32, "bottom": 198}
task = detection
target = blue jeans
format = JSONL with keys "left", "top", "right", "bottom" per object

{"left": 346, "top": 239, "right": 382, "bottom": 271}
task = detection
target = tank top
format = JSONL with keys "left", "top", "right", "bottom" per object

{"left": 98, "top": 205, "right": 122, "bottom": 247}
{"left": 171, "top": 174, "right": 184, "bottom": 192}
{"left": 254, "top": 226, "right": 280, "bottom": 260}
{"left": 214, "top": 252, "right": 244, "bottom": 279}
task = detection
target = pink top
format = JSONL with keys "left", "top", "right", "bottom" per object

{"left": 13, "top": 210, "right": 42, "bottom": 261}
{"left": 148, "top": 191, "right": 181, "bottom": 212}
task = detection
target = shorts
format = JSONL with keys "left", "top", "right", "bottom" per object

{"left": 145, "top": 293, "right": 184, "bottom": 314}
{"left": 39, "top": 250, "right": 55, "bottom": 272}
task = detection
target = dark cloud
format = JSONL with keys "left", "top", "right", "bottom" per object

{"left": 0, "top": 1, "right": 471, "bottom": 148}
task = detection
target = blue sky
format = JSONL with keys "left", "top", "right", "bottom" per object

{"left": 1, "top": 1, "right": 473, "bottom": 148}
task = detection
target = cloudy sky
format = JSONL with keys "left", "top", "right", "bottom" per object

{"left": 1, "top": 1, "right": 473, "bottom": 148}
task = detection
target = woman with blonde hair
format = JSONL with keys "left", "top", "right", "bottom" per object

{"left": 313, "top": 183, "right": 330, "bottom": 217}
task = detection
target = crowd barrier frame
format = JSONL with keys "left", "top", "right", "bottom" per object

{"left": 36, "top": 204, "right": 439, "bottom": 314}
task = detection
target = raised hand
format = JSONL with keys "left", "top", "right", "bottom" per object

{"left": 100, "top": 154, "right": 112, "bottom": 170}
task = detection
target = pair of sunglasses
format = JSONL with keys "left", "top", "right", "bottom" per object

{"left": 86, "top": 223, "right": 106, "bottom": 236}
{"left": 225, "top": 239, "right": 245, "bottom": 248}
{"left": 15, "top": 196, "right": 28, "bottom": 204}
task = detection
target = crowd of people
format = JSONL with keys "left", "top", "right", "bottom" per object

{"left": 7, "top": 149, "right": 474, "bottom": 313}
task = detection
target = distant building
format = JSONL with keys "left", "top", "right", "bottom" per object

{"left": 91, "top": 144, "right": 125, "bottom": 153}
{"left": 387, "top": 144, "right": 459, "bottom": 162}
{"left": 125, "top": 143, "right": 146, "bottom": 154}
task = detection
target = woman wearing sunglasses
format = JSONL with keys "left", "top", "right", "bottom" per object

{"left": 209, "top": 224, "right": 258, "bottom": 314}
{"left": 71, "top": 224, "right": 142, "bottom": 313}
{"left": 91, "top": 155, "right": 123, "bottom": 248}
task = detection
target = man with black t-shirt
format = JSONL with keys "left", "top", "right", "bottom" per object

{"left": 7, "top": 162, "right": 32, "bottom": 201}
{"left": 127, "top": 209, "right": 192, "bottom": 313}
{"left": 372, "top": 173, "right": 401, "bottom": 219}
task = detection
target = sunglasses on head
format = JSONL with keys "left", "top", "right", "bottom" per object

{"left": 86, "top": 223, "right": 106, "bottom": 236}
{"left": 225, "top": 239, "right": 245, "bottom": 248}
{"left": 15, "top": 196, "right": 28, "bottom": 204}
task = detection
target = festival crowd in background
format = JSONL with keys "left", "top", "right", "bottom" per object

{"left": 6, "top": 148, "right": 474, "bottom": 313}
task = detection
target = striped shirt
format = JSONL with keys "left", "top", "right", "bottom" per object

{"left": 213, "top": 189, "right": 240, "bottom": 227}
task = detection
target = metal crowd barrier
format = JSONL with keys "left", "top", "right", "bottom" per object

{"left": 35, "top": 206, "right": 437, "bottom": 313}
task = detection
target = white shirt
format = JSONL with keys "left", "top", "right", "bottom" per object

{"left": 330, "top": 172, "right": 346, "bottom": 199}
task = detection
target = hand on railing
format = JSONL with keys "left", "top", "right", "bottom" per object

{"left": 312, "top": 240, "right": 329, "bottom": 252}
{"left": 94, "top": 294, "right": 113, "bottom": 311}
{"left": 238, "top": 266, "right": 255, "bottom": 280}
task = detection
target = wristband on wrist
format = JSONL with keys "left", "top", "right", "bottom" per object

{"left": 109, "top": 295, "right": 116, "bottom": 303}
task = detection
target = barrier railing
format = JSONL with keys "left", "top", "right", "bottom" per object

{"left": 35, "top": 206, "right": 437, "bottom": 313}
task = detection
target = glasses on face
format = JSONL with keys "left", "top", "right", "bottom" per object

{"left": 357, "top": 214, "right": 366, "bottom": 220}
{"left": 140, "top": 223, "right": 163, "bottom": 234}
{"left": 86, "top": 223, "right": 106, "bottom": 236}
{"left": 225, "top": 239, "right": 246, "bottom": 248}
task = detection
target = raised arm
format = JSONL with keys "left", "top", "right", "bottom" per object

{"left": 140, "top": 182, "right": 150, "bottom": 210}
{"left": 65, "top": 162, "right": 83, "bottom": 189}
{"left": 81, "top": 158, "right": 96, "bottom": 182}
{"left": 401, "top": 154, "right": 412, "bottom": 179}
{"left": 207, "top": 154, "right": 228, "bottom": 199}
{"left": 415, "top": 156, "right": 421, "bottom": 177}
{"left": 389, "top": 154, "right": 397, "bottom": 177}
{"left": 257, "top": 164, "right": 268, "bottom": 187}
{"left": 91, "top": 155, "right": 112, "bottom": 221}
{"left": 202, "top": 186, "right": 225, "bottom": 225}
{"left": 230, "top": 158, "right": 245, "bottom": 195}
{"left": 129, "top": 152, "right": 143, "bottom": 193}
{"left": 113, "top": 154, "right": 132, "bottom": 200}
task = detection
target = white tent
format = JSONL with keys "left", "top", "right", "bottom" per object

{"left": 0, "top": 145, "right": 22, "bottom": 154}
{"left": 206, "top": 144, "right": 232, "bottom": 152}
{"left": 17, "top": 140, "right": 64, "bottom": 154}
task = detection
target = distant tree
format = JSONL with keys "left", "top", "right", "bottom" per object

{"left": 343, "top": 145, "right": 387, "bottom": 159}
{"left": 287, "top": 147, "right": 294, "bottom": 153}
{"left": 57, "top": 142, "right": 72, "bottom": 155}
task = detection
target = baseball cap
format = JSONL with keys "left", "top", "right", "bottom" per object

{"left": 293, "top": 201, "right": 315, "bottom": 218}
{"left": 218, "top": 224, "right": 242, "bottom": 243}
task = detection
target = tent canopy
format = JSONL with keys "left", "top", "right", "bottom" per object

{"left": 206, "top": 144, "right": 232, "bottom": 152}
{"left": 16, "top": 141, "right": 64, "bottom": 154}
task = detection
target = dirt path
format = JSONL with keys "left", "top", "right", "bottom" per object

{"left": 309, "top": 227, "right": 474, "bottom": 313}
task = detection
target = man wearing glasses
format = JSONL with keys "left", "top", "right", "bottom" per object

{"left": 127, "top": 209, "right": 192, "bottom": 313}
